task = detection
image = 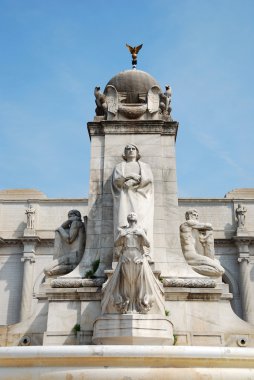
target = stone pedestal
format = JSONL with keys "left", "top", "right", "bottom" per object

{"left": 92, "top": 313, "right": 174, "bottom": 345}
{"left": 23, "top": 228, "right": 37, "bottom": 237}
{"left": 236, "top": 227, "right": 249, "bottom": 237}
{"left": 39, "top": 280, "right": 254, "bottom": 347}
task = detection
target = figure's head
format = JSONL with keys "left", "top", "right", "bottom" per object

{"left": 68, "top": 209, "right": 82, "bottom": 221}
{"left": 185, "top": 209, "right": 199, "bottom": 221}
{"left": 122, "top": 144, "right": 141, "bottom": 161}
{"left": 127, "top": 212, "right": 138, "bottom": 224}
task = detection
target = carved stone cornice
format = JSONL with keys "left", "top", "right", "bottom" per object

{"left": 0, "top": 238, "right": 54, "bottom": 247}
{"left": 20, "top": 236, "right": 41, "bottom": 245}
{"left": 0, "top": 239, "right": 23, "bottom": 246}
{"left": 214, "top": 239, "right": 233, "bottom": 246}
{"left": 87, "top": 120, "right": 179, "bottom": 140}
{"left": 233, "top": 236, "right": 254, "bottom": 245}
{"left": 215, "top": 237, "right": 254, "bottom": 246}
{"left": 39, "top": 239, "right": 54, "bottom": 247}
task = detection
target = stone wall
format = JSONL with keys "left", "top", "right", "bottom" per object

{"left": 0, "top": 192, "right": 88, "bottom": 326}
{"left": 1, "top": 189, "right": 254, "bottom": 337}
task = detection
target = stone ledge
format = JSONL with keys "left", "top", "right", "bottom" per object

{"left": 41, "top": 286, "right": 102, "bottom": 301}
{"left": 0, "top": 345, "right": 254, "bottom": 369}
{"left": 88, "top": 120, "right": 179, "bottom": 140}
{"left": 164, "top": 287, "right": 223, "bottom": 301}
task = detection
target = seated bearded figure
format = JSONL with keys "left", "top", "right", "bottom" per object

{"left": 44, "top": 210, "right": 86, "bottom": 277}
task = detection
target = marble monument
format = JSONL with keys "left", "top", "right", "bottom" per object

{"left": 1, "top": 46, "right": 254, "bottom": 379}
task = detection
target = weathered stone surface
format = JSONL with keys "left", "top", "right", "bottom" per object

{"left": 2, "top": 58, "right": 254, "bottom": 355}
{"left": 93, "top": 314, "right": 174, "bottom": 345}
{"left": 1, "top": 346, "right": 254, "bottom": 379}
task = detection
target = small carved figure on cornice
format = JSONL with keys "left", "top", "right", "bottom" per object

{"left": 44, "top": 210, "right": 86, "bottom": 277}
{"left": 180, "top": 209, "right": 224, "bottom": 278}
{"left": 159, "top": 85, "right": 172, "bottom": 120}
{"left": 164, "top": 85, "right": 172, "bottom": 113}
{"left": 235, "top": 204, "right": 247, "bottom": 228}
{"left": 25, "top": 205, "right": 35, "bottom": 230}
{"left": 94, "top": 86, "right": 107, "bottom": 117}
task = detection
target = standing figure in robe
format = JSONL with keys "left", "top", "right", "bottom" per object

{"left": 235, "top": 203, "right": 247, "bottom": 228}
{"left": 101, "top": 213, "right": 164, "bottom": 315}
{"left": 111, "top": 144, "right": 154, "bottom": 254}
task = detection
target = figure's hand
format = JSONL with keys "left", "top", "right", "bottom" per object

{"left": 125, "top": 174, "right": 141, "bottom": 182}
{"left": 131, "top": 174, "right": 141, "bottom": 182}
{"left": 61, "top": 220, "right": 71, "bottom": 228}
{"left": 119, "top": 228, "right": 127, "bottom": 237}
{"left": 121, "top": 255, "right": 130, "bottom": 263}
{"left": 124, "top": 179, "right": 137, "bottom": 188}
{"left": 133, "top": 228, "right": 145, "bottom": 236}
{"left": 70, "top": 220, "right": 83, "bottom": 228}
{"left": 205, "top": 223, "right": 213, "bottom": 230}
{"left": 134, "top": 257, "right": 143, "bottom": 264}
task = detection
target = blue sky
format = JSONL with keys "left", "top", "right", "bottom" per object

{"left": 0, "top": 0, "right": 254, "bottom": 198}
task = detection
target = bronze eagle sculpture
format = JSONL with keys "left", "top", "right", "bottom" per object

{"left": 126, "top": 43, "right": 143, "bottom": 67}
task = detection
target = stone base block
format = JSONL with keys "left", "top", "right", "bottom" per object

{"left": 23, "top": 228, "right": 36, "bottom": 236}
{"left": 236, "top": 228, "right": 249, "bottom": 236}
{"left": 92, "top": 313, "right": 174, "bottom": 345}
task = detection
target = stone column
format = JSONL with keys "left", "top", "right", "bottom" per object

{"left": 234, "top": 237, "right": 254, "bottom": 324}
{"left": 84, "top": 120, "right": 192, "bottom": 279}
{"left": 20, "top": 237, "right": 40, "bottom": 321}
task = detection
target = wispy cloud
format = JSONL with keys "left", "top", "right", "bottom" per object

{"left": 195, "top": 131, "right": 247, "bottom": 176}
